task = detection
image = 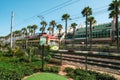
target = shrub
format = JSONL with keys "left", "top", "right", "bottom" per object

{"left": 65, "top": 68, "right": 116, "bottom": 80}
{"left": 0, "top": 58, "right": 41, "bottom": 80}
{"left": 50, "top": 66, "right": 60, "bottom": 73}
{"left": 66, "top": 72, "right": 75, "bottom": 78}
{"left": 44, "top": 66, "right": 50, "bottom": 72}
{"left": 25, "top": 47, "right": 35, "bottom": 63}
{"left": 74, "top": 68, "right": 87, "bottom": 75}
{"left": 0, "top": 67, "right": 24, "bottom": 80}
{"left": 15, "top": 49, "right": 25, "bottom": 57}
{"left": 43, "top": 66, "right": 60, "bottom": 73}
{"left": 74, "top": 75, "right": 96, "bottom": 80}
{"left": 95, "top": 73, "right": 116, "bottom": 80}
{"left": 87, "top": 70, "right": 116, "bottom": 80}
{"left": 64, "top": 67, "right": 74, "bottom": 73}
{"left": 3, "top": 52, "right": 13, "bottom": 57}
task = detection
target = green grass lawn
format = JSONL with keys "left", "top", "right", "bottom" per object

{"left": 24, "top": 73, "right": 68, "bottom": 80}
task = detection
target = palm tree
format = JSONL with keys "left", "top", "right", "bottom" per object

{"left": 40, "top": 27, "right": 45, "bottom": 34}
{"left": 30, "top": 29, "right": 34, "bottom": 36}
{"left": 81, "top": 6, "right": 92, "bottom": 49}
{"left": 57, "top": 24, "right": 63, "bottom": 36}
{"left": 108, "top": 0, "right": 120, "bottom": 51}
{"left": 27, "top": 25, "right": 32, "bottom": 35}
{"left": 47, "top": 26, "right": 52, "bottom": 35}
{"left": 15, "top": 30, "right": 21, "bottom": 37}
{"left": 50, "top": 20, "right": 56, "bottom": 36}
{"left": 21, "top": 28, "right": 27, "bottom": 37}
{"left": 81, "top": 6, "right": 92, "bottom": 71}
{"left": 71, "top": 23, "right": 77, "bottom": 48}
{"left": 40, "top": 21, "right": 47, "bottom": 33}
{"left": 32, "top": 25, "right": 38, "bottom": 35}
{"left": 87, "top": 16, "right": 96, "bottom": 50}
{"left": 13, "top": 30, "right": 21, "bottom": 39}
{"left": 62, "top": 13, "right": 70, "bottom": 44}
{"left": 71, "top": 23, "right": 77, "bottom": 36}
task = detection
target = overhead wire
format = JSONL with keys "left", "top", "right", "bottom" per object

{"left": 15, "top": 0, "right": 75, "bottom": 27}
{"left": 15, "top": 1, "right": 110, "bottom": 29}
{"left": 41, "top": 0, "right": 80, "bottom": 16}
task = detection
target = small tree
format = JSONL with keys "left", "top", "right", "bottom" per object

{"left": 25, "top": 47, "right": 35, "bottom": 63}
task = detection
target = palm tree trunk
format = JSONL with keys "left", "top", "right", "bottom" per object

{"left": 52, "top": 26, "right": 54, "bottom": 36}
{"left": 86, "top": 15, "right": 88, "bottom": 49}
{"left": 58, "top": 29, "right": 61, "bottom": 47}
{"left": 29, "top": 29, "right": 30, "bottom": 36}
{"left": 59, "top": 29, "right": 61, "bottom": 36}
{"left": 72, "top": 28, "right": 75, "bottom": 49}
{"left": 90, "top": 22, "right": 92, "bottom": 50}
{"left": 115, "top": 0, "right": 119, "bottom": 52}
{"left": 65, "top": 19, "right": 67, "bottom": 45}
{"left": 34, "top": 29, "right": 35, "bottom": 35}
{"left": 85, "top": 14, "right": 88, "bottom": 71}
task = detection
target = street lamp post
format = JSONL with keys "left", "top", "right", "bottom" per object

{"left": 10, "top": 11, "right": 14, "bottom": 48}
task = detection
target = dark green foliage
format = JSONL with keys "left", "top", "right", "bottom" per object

{"left": 96, "top": 73, "right": 116, "bottom": 80}
{"left": 3, "top": 52, "right": 13, "bottom": 57}
{"left": 0, "top": 57, "right": 41, "bottom": 80}
{"left": 25, "top": 47, "right": 35, "bottom": 62}
{"left": 74, "top": 75, "right": 96, "bottom": 80}
{"left": 87, "top": 70, "right": 116, "bottom": 80}
{"left": 65, "top": 67, "right": 116, "bottom": 80}
{"left": 66, "top": 72, "right": 75, "bottom": 78}
{"left": 50, "top": 66, "right": 60, "bottom": 73}
{"left": 44, "top": 66, "right": 50, "bottom": 72}
{"left": 43, "top": 66, "right": 60, "bottom": 73}
{"left": 15, "top": 49, "right": 25, "bottom": 57}
{"left": 0, "top": 67, "right": 23, "bottom": 80}
{"left": 64, "top": 67, "right": 74, "bottom": 73}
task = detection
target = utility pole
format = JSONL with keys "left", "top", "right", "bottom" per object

{"left": 10, "top": 11, "right": 14, "bottom": 48}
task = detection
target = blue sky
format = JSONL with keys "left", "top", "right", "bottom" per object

{"left": 0, "top": 0, "right": 113, "bottom": 36}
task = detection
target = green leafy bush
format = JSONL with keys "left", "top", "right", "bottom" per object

{"left": 43, "top": 66, "right": 60, "bottom": 73}
{"left": 65, "top": 67, "right": 116, "bottom": 80}
{"left": 44, "top": 66, "right": 51, "bottom": 72}
{"left": 66, "top": 72, "right": 75, "bottom": 78}
{"left": 0, "top": 58, "right": 41, "bottom": 80}
{"left": 0, "top": 67, "right": 24, "bottom": 80}
{"left": 64, "top": 67, "right": 74, "bottom": 73}
{"left": 50, "top": 66, "right": 60, "bottom": 73}
{"left": 74, "top": 75, "right": 96, "bottom": 80}
{"left": 88, "top": 70, "right": 116, "bottom": 80}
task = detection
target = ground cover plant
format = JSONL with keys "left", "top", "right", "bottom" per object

{"left": 0, "top": 51, "right": 41, "bottom": 80}
{"left": 64, "top": 67, "right": 116, "bottom": 80}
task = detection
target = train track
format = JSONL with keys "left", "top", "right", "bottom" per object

{"left": 52, "top": 51, "right": 120, "bottom": 75}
